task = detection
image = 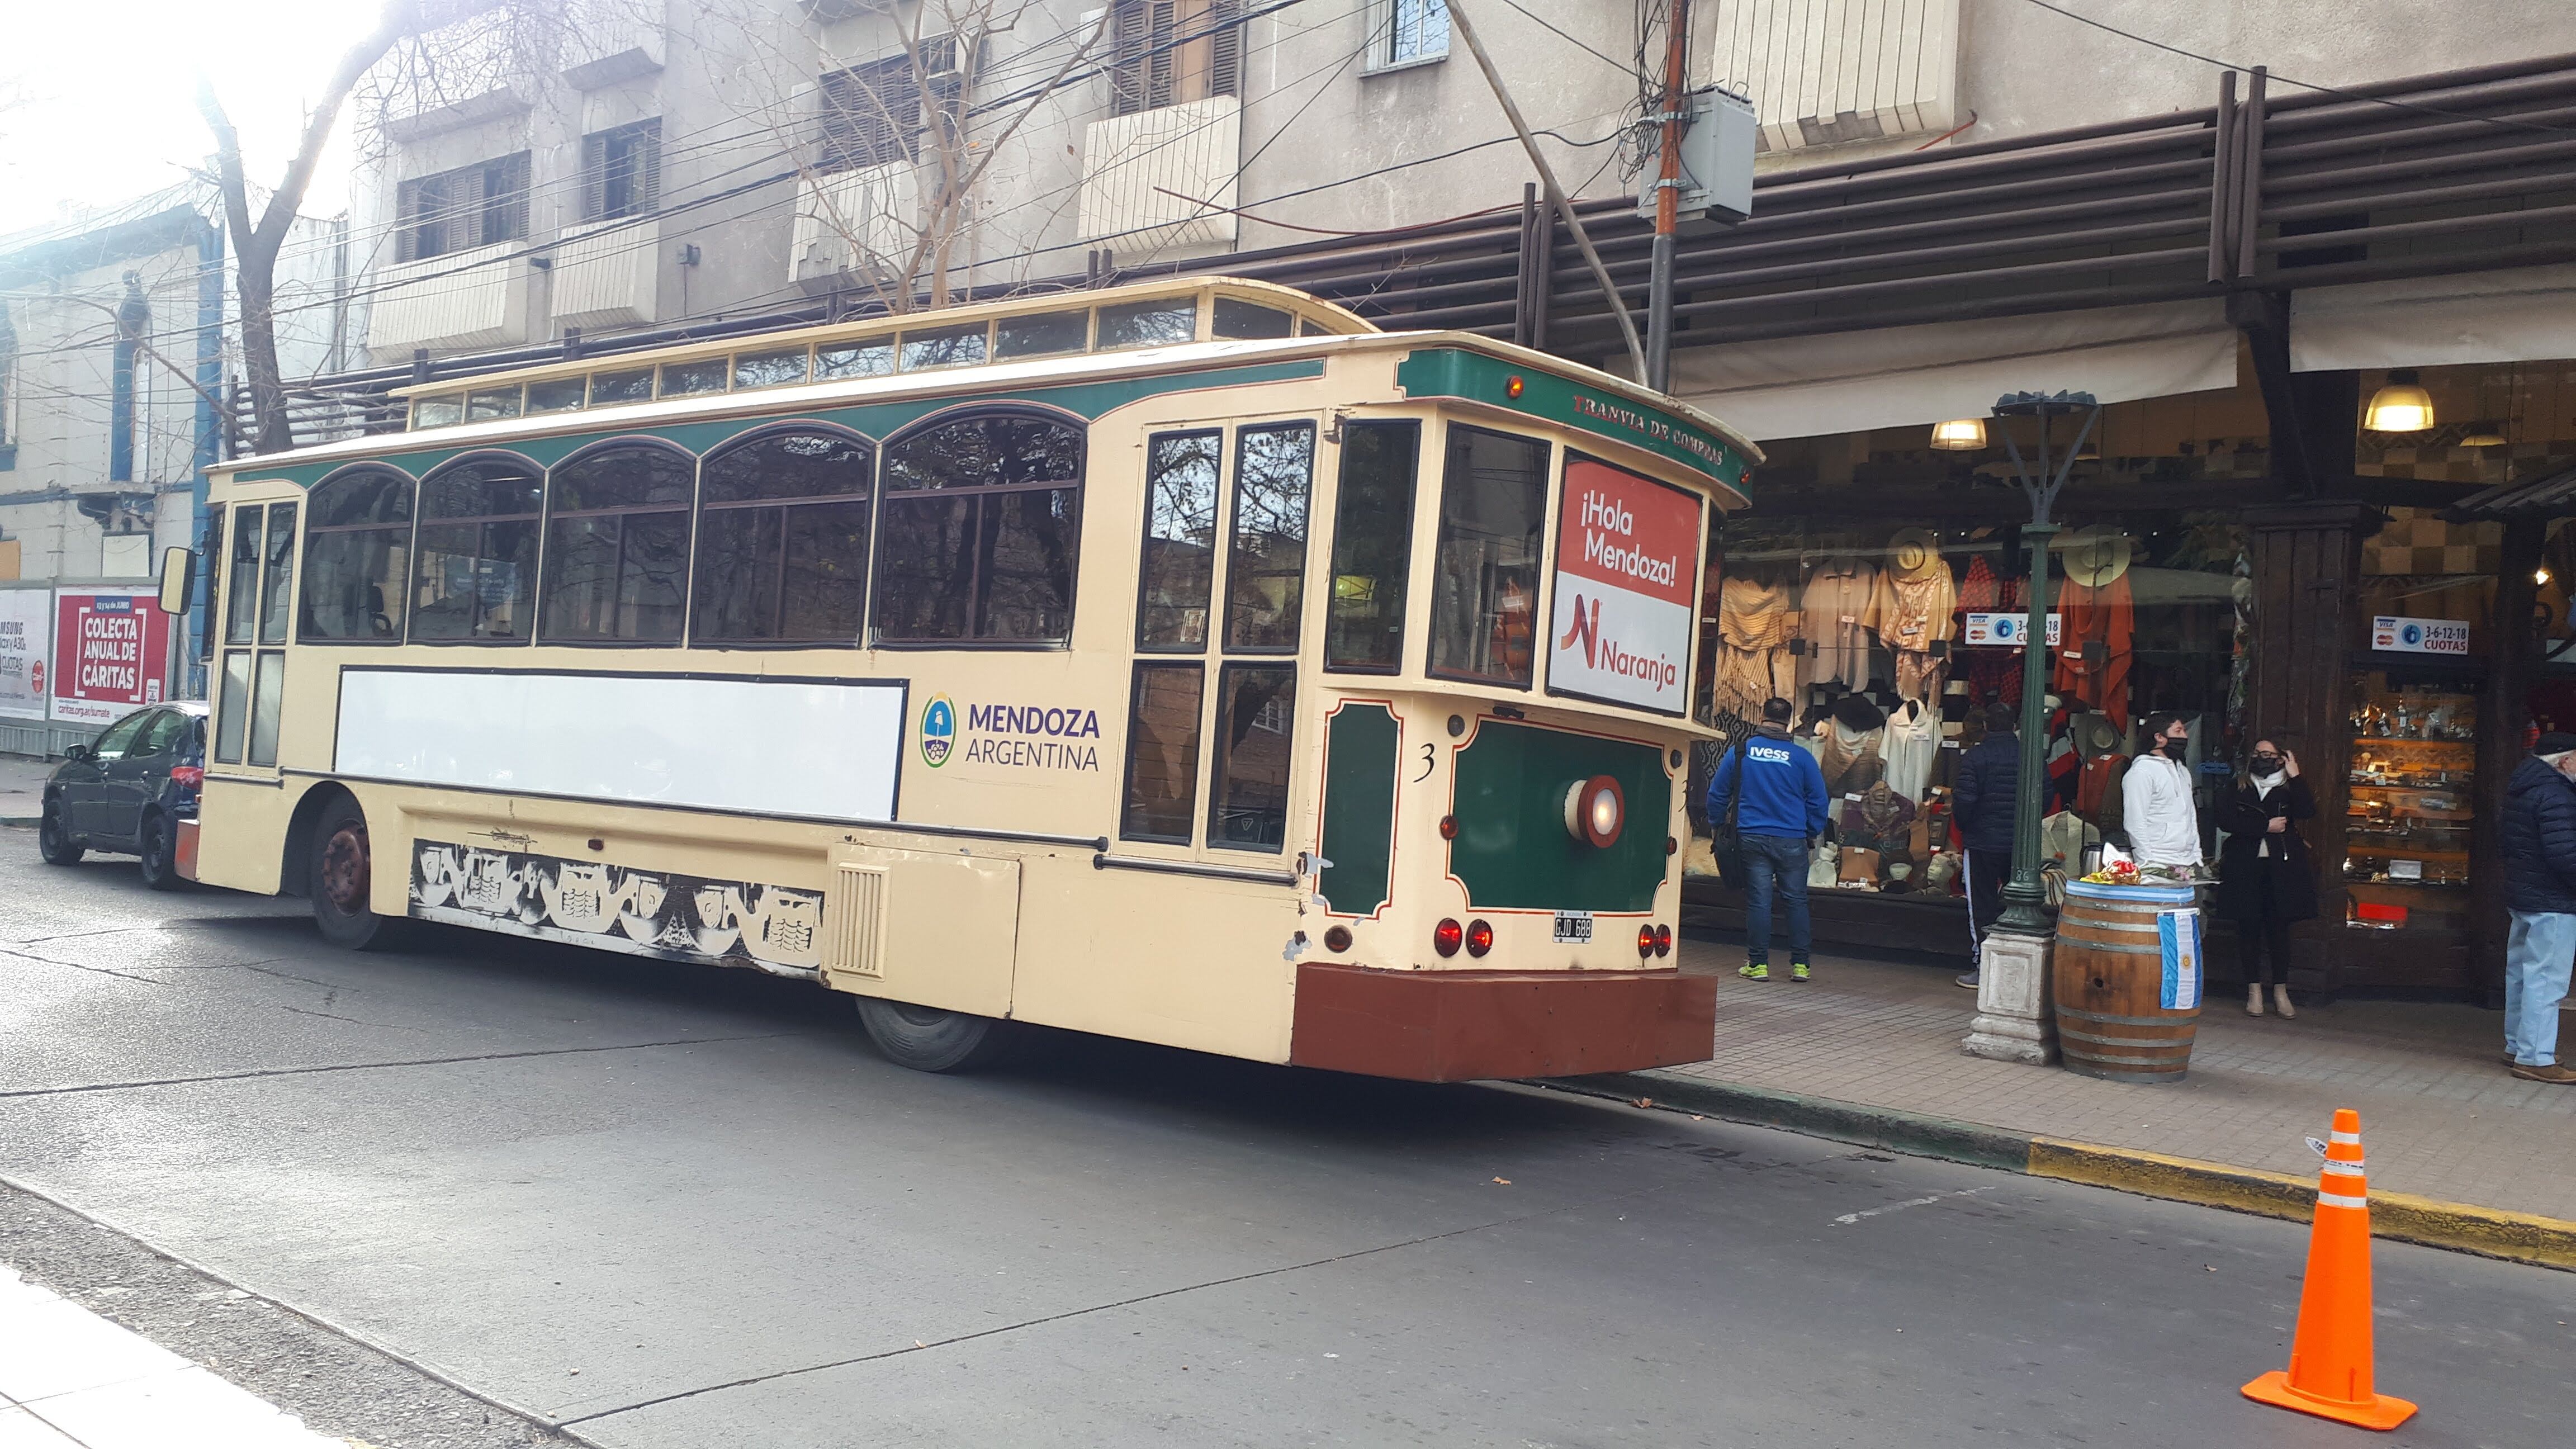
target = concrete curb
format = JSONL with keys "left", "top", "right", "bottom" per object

{"left": 1545, "top": 1069, "right": 2576, "bottom": 1273}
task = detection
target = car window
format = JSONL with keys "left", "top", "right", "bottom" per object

{"left": 89, "top": 712, "right": 153, "bottom": 761}
{"left": 136, "top": 711, "right": 192, "bottom": 756}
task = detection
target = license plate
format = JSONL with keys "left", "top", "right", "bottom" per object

{"left": 1552, "top": 911, "right": 1594, "bottom": 944}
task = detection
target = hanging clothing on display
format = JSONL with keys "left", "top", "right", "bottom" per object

{"left": 1838, "top": 782, "right": 1919, "bottom": 860}
{"left": 1954, "top": 555, "right": 2027, "bottom": 705}
{"left": 2054, "top": 527, "right": 2135, "bottom": 730}
{"left": 1816, "top": 694, "right": 1887, "bottom": 795}
{"left": 1872, "top": 530, "right": 1958, "bottom": 702}
{"left": 1713, "top": 575, "right": 1798, "bottom": 721}
{"left": 1799, "top": 556, "right": 1877, "bottom": 691}
{"left": 1881, "top": 698, "right": 1940, "bottom": 805}
{"left": 2040, "top": 809, "right": 2101, "bottom": 873}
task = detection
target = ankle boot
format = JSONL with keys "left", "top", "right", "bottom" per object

{"left": 2245, "top": 983, "right": 2265, "bottom": 1016}
{"left": 2272, "top": 984, "right": 2296, "bottom": 1019}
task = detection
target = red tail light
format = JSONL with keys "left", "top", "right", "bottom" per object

{"left": 1637, "top": 925, "right": 1656, "bottom": 958}
{"left": 1654, "top": 924, "right": 1673, "bottom": 958}
{"left": 169, "top": 766, "right": 204, "bottom": 789}
{"left": 1438, "top": 814, "right": 1459, "bottom": 840}
{"left": 1434, "top": 918, "right": 1464, "bottom": 957}
{"left": 1464, "top": 919, "right": 1494, "bottom": 957}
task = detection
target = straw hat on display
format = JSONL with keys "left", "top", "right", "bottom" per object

{"left": 2057, "top": 524, "right": 2132, "bottom": 589}
{"left": 1886, "top": 528, "right": 1945, "bottom": 581}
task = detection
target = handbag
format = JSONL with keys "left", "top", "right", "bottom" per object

{"left": 1712, "top": 736, "right": 1750, "bottom": 888}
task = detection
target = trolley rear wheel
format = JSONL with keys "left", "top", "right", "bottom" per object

{"left": 855, "top": 997, "right": 1011, "bottom": 1073}
{"left": 310, "top": 797, "right": 404, "bottom": 950}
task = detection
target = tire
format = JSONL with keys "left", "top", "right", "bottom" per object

{"left": 309, "top": 797, "right": 403, "bottom": 950}
{"left": 37, "top": 804, "right": 84, "bottom": 866}
{"left": 137, "top": 812, "right": 184, "bottom": 892}
{"left": 854, "top": 997, "right": 1011, "bottom": 1073}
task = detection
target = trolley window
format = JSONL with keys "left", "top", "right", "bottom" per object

{"left": 300, "top": 467, "right": 415, "bottom": 642}
{"left": 1136, "top": 430, "right": 1221, "bottom": 651}
{"left": 1428, "top": 424, "right": 1548, "bottom": 687}
{"left": 1322, "top": 419, "right": 1418, "bottom": 672}
{"left": 693, "top": 429, "right": 873, "bottom": 644}
{"left": 1222, "top": 422, "right": 1314, "bottom": 653}
{"left": 1119, "top": 662, "right": 1204, "bottom": 843}
{"left": 1208, "top": 662, "right": 1295, "bottom": 851}
{"left": 875, "top": 412, "right": 1084, "bottom": 645}
{"left": 540, "top": 443, "right": 693, "bottom": 643}
{"left": 412, "top": 457, "right": 542, "bottom": 641}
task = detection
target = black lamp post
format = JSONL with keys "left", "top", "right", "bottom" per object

{"left": 1989, "top": 390, "right": 2102, "bottom": 938}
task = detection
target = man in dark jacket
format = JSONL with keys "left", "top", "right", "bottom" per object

{"left": 1948, "top": 703, "right": 2023, "bottom": 988}
{"left": 2499, "top": 733, "right": 2576, "bottom": 1083}
{"left": 1707, "top": 696, "right": 1831, "bottom": 982}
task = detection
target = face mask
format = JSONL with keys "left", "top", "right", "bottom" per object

{"left": 2250, "top": 755, "right": 2282, "bottom": 773}
{"left": 2162, "top": 736, "right": 2190, "bottom": 759}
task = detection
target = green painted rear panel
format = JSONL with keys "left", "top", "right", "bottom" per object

{"left": 1449, "top": 722, "right": 1670, "bottom": 912}
{"left": 1318, "top": 703, "right": 1399, "bottom": 916}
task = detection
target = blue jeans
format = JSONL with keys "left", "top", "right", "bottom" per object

{"left": 2506, "top": 910, "right": 2576, "bottom": 1067}
{"left": 1741, "top": 834, "right": 1812, "bottom": 965}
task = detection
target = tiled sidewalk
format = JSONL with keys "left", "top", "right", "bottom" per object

{"left": 1664, "top": 939, "right": 2576, "bottom": 1222}
{"left": 0, "top": 1268, "right": 352, "bottom": 1449}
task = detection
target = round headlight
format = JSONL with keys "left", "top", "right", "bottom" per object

{"left": 1564, "top": 774, "right": 1626, "bottom": 849}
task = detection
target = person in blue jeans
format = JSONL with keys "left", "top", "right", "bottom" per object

{"left": 1708, "top": 695, "right": 1831, "bottom": 982}
{"left": 2499, "top": 732, "right": 2576, "bottom": 1083}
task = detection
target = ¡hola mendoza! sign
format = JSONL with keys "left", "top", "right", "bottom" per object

{"left": 51, "top": 591, "right": 173, "bottom": 724}
{"left": 1549, "top": 459, "right": 1698, "bottom": 712}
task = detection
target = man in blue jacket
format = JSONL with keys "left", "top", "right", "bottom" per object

{"left": 2500, "top": 732, "right": 2576, "bottom": 1083}
{"left": 1708, "top": 696, "right": 1830, "bottom": 982}
{"left": 1949, "top": 703, "right": 2024, "bottom": 989}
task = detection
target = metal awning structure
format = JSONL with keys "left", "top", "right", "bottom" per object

{"left": 2445, "top": 465, "right": 2576, "bottom": 520}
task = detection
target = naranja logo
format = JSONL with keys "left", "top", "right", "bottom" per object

{"left": 920, "top": 694, "right": 956, "bottom": 768}
{"left": 1556, "top": 593, "right": 1679, "bottom": 693}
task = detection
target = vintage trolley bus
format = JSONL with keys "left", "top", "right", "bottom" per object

{"left": 178, "top": 278, "right": 1758, "bottom": 1080}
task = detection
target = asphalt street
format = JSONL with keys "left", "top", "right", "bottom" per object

{"left": 1, "top": 837, "right": 2569, "bottom": 1448}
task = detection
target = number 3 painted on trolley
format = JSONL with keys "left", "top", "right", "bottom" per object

{"left": 1413, "top": 744, "right": 1436, "bottom": 782}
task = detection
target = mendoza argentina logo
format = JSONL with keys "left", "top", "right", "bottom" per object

{"left": 920, "top": 694, "right": 956, "bottom": 767}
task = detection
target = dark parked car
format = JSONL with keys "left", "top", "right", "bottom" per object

{"left": 38, "top": 702, "right": 206, "bottom": 889}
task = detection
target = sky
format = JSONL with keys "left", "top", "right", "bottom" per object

{"left": 0, "top": 1, "right": 385, "bottom": 241}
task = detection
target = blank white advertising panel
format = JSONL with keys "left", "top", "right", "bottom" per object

{"left": 336, "top": 669, "right": 904, "bottom": 821}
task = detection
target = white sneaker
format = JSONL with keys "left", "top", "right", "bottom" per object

{"left": 2245, "top": 983, "right": 2265, "bottom": 1016}
{"left": 2272, "top": 984, "right": 2296, "bottom": 1019}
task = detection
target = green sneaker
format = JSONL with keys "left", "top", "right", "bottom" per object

{"left": 1790, "top": 962, "right": 1811, "bottom": 982}
{"left": 1740, "top": 962, "right": 1769, "bottom": 981}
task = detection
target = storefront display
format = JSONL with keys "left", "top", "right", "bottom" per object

{"left": 2342, "top": 678, "right": 2476, "bottom": 933}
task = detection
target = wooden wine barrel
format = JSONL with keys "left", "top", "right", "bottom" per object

{"left": 2053, "top": 880, "right": 2204, "bottom": 1083}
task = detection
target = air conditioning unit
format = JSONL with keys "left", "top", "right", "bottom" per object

{"left": 790, "top": 163, "right": 922, "bottom": 293}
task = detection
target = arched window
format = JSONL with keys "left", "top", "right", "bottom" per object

{"left": 875, "top": 410, "right": 1084, "bottom": 645}
{"left": 540, "top": 442, "right": 693, "bottom": 642}
{"left": 413, "top": 454, "right": 542, "bottom": 641}
{"left": 693, "top": 428, "right": 874, "bottom": 645}
{"left": 300, "top": 466, "right": 415, "bottom": 641}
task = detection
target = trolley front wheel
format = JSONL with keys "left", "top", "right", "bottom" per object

{"left": 855, "top": 997, "right": 1011, "bottom": 1073}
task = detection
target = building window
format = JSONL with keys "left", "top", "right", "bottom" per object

{"left": 1368, "top": 0, "right": 1449, "bottom": 71}
{"left": 874, "top": 410, "right": 1085, "bottom": 645}
{"left": 540, "top": 443, "right": 694, "bottom": 643}
{"left": 581, "top": 119, "right": 662, "bottom": 221}
{"left": 817, "top": 37, "right": 958, "bottom": 174}
{"left": 693, "top": 429, "right": 874, "bottom": 645}
{"left": 1110, "top": 0, "right": 1242, "bottom": 116}
{"left": 412, "top": 455, "right": 543, "bottom": 642}
{"left": 300, "top": 467, "right": 415, "bottom": 642}
{"left": 395, "top": 152, "right": 532, "bottom": 262}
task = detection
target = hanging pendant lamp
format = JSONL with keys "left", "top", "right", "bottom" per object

{"left": 2364, "top": 370, "right": 2435, "bottom": 433}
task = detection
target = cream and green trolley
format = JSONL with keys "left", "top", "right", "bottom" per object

{"left": 178, "top": 278, "right": 1759, "bottom": 1079}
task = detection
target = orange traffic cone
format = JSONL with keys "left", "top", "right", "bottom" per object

{"left": 2241, "top": 1109, "right": 2418, "bottom": 1430}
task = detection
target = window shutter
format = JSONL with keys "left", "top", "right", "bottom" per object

{"left": 446, "top": 164, "right": 485, "bottom": 257}
{"left": 396, "top": 177, "right": 423, "bottom": 263}
{"left": 1110, "top": 1, "right": 1149, "bottom": 116}
{"left": 580, "top": 131, "right": 607, "bottom": 222}
{"left": 634, "top": 120, "right": 662, "bottom": 216}
{"left": 500, "top": 152, "right": 531, "bottom": 244}
{"left": 1210, "top": 0, "right": 1242, "bottom": 99}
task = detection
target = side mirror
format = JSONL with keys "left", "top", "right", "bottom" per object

{"left": 63, "top": 744, "right": 93, "bottom": 764}
{"left": 157, "top": 547, "right": 198, "bottom": 618}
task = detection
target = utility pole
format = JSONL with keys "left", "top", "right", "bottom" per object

{"left": 1646, "top": 0, "right": 1690, "bottom": 394}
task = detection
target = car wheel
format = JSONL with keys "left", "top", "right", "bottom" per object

{"left": 37, "top": 804, "right": 84, "bottom": 866}
{"left": 138, "top": 813, "right": 183, "bottom": 892}
{"left": 854, "top": 997, "right": 1011, "bottom": 1073}
{"left": 310, "top": 797, "right": 404, "bottom": 950}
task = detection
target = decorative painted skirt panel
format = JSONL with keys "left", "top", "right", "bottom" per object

{"left": 408, "top": 838, "right": 826, "bottom": 977}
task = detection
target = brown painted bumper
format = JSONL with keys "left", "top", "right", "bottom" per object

{"left": 1289, "top": 962, "right": 1717, "bottom": 1082}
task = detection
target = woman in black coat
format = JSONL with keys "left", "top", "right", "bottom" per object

{"left": 2214, "top": 739, "right": 2317, "bottom": 1018}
